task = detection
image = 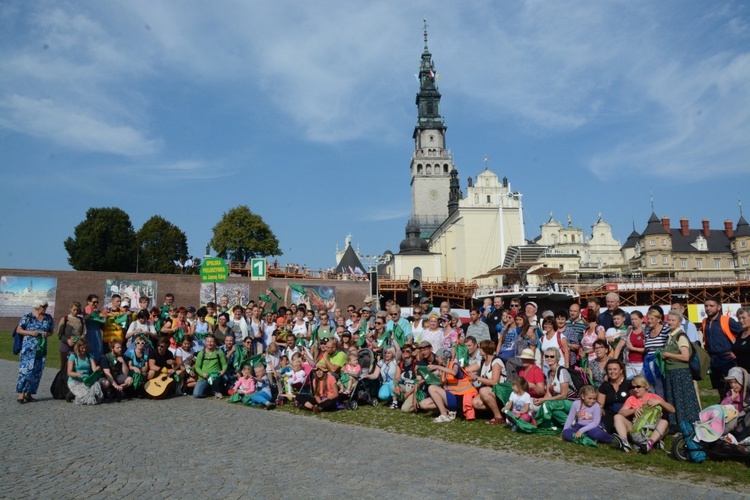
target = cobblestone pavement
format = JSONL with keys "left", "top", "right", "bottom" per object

{"left": 0, "top": 360, "right": 743, "bottom": 499}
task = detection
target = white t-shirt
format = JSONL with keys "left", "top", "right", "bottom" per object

{"left": 509, "top": 391, "right": 532, "bottom": 413}
{"left": 421, "top": 328, "right": 444, "bottom": 352}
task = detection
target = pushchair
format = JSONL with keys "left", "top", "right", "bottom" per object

{"left": 341, "top": 348, "right": 380, "bottom": 410}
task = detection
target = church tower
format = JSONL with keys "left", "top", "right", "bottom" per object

{"left": 409, "top": 20, "right": 452, "bottom": 238}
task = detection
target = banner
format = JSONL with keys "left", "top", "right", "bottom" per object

{"left": 0, "top": 276, "right": 58, "bottom": 317}
{"left": 199, "top": 283, "right": 249, "bottom": 307}
{"left": 104, "top": 279, "right": 157, "bottom": 310}
{"left": 290, "top": 285, "right": 337, "bottom": 313}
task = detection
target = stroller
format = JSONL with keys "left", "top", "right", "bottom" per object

{"left": 672, "top": 367, "right": 750, "bottom": 463}
{"left": 341, "top": 348, "right": 380, "bottom": 410}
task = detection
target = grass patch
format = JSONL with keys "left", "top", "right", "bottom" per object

{"left": 1, "top": 331, "right": 748, "bottom": 487}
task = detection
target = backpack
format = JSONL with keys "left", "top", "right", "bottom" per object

{"left": 12, "top": 313, "right": 32, "bottom": 355}
{"left": 630, "top": 403, "right": 663, "bottom": 445}
{"left": 677, "top": 332, "right": 710, "bottom": 381}
{"left": 567, "top": 365, "right": 589, "bottom": 392}
{"left": 50, "top": 368, "right": 72, "bottom": 400}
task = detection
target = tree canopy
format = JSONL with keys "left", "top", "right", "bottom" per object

{"left": 64, "top": 207, "right": 137, "bottom": 272}
{"left": 137, "top": 215, "right": 190, "bottom": 274}
{"left": 210, "top": 205, "right": 282, "bottom": 262}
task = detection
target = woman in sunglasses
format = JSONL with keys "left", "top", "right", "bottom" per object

{"left": 532, "top": 347, "right": 577, "bottom": 412}
{"left": 612, "top": 375, "right": 674, "bottom": 454}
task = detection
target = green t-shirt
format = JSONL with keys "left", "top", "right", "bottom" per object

{"left": 328, "top": 350, "right": 347, "bottom": 368}
{"left": 195, "top": 349, "right": 227, "bottom": 376}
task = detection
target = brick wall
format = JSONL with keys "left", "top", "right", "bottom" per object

{"left": 0, "top": 268, "right": 370, "bottom": 331}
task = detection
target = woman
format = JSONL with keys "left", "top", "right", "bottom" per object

{"left": 125, "top": 310, "right": 157, "bottom": 349}
{"left": 442, "top": 313, "right": 461, "bottom": 349}
{"left": 366, "top": 315, "right": 389, "bottom": 356}
{"left": 212, "top": 312, "right": 232, "bottom": 344}
{"left": 227, "top": 306, "right": 246, "bottom": 339}
{"left": 420, "top": 314, "right": 444, "bottom": 352}
{"left": 471, "top": 340, "right": 506, "bottom": 424}
{"left": 295, "top": 362, "right": 339, "bottom": 413}
{"left": 732, "top": 307, "right": 750, "bottom": 372}
{"left": 125, "top": 335, "right": 150, "bottom": 393}
{"left": 580, "top": 309, "right": 605, "bottom": 362}
{"left": 291, "top": 309, "right": 310, "bottom": 344}
{"left": 66, "top": 337, "right": 104, "bottom": 405}
{"left": 192, "top": 307, "right": 212, "bottom": 350}
{"left": 420, "top": 348, "right": 477, "bottom": 422}
{"left": 410, "top": 306, "right": 426, "bottom": 342}
{"left": 597, "top": 359, "right": 633, "bottom": 433}
{"left": 16, "top": 299, "right": 54, "bottom": 403}
{"left": 662, "top": 309, "right": 701, "bottom": 428}
{"left": 496, "top": 310, "right": 516, "bottom": 357}
{"left": 540, "top": 316, "right": 569, "bottom": 374}
{"left": 532, "top": 348, "right": 576, "bottom": 411}
{"left": 613, "top": 375, "right": 674, "bottom": 453}
{"left": 614, "top": 310, "right": 645, "bottom": 379}
{"left": 643, "top": 308, "right": 668, "bottom": 398}
{"left": 367, "top": 346, "right": 399, "bottom": 408}
{"left": 587, "top": 340, "right": 611, "bottom": 388}
{"left": 163, "top": 306, "right": 194, "bottom": 348}
{"left": 83, "top": 294, "right": 104, "bottom": 362}
{"left": 57, "top": 301, "right": 86, "bottom": 369}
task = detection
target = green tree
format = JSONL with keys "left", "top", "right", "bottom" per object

{"left": 64, "top": 207, "right": 137, "bottom": 271}
{"left": 210, "top": 205, "right": 282, "bottom": 262}
{"left": 137, "top": 215, "right": 190, "bottom": 274}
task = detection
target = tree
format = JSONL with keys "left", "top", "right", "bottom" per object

{"left": 64, "top": 207, "right": 137, "bottom": 271}
{"left": 210, "top": 205, "right": 282, "bottom": 262}
{"left": 137, "top": 215, "right": 190, "bottom": 274}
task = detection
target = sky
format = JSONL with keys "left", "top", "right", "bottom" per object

{"left": 1, "top": 1, "right": 749, "bottom": 273}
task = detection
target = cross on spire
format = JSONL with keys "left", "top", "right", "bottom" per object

{"left": 423, "top": 17, "right": 429, "bottom": 50}
{"left": 483, "top": 155, "right": 489, "bottom": 170}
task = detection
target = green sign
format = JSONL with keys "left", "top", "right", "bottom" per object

{"left": 200, "top": 257, "right": 229, "bottom": 283}
{"left": 250, "top": 258, "right": 267, "bottom": 281}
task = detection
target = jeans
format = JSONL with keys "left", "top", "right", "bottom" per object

{"left": 193, "top": 377, "right": 220, "bottom": 398}
{"left": 249, "top": 391, "right": 272, "bottom": 406}
{"left": 562, "top": 423, "right": 613, "bottom": 443}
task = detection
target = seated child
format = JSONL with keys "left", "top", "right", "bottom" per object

{"left": 338, "top": 353, "right": 361, "bottom": 394}
{"left": 503, "top": 377, "right": 532, "bottom": 425}
{"left": 562, "top": 385, "right": 612, "bottom": 443}
{"left": 721, "top": 367, "right": 749, "bottom": 413}
{"left": 230, "top": 364, "right": 255, "bottom": 398}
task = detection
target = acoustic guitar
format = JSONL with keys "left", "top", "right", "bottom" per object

{"left": 144, "top": 372, "right": 175, "bottom": 399}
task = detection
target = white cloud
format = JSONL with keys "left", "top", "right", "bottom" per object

{"left": 0, "top": 94, "right": 160, "bottom": 155}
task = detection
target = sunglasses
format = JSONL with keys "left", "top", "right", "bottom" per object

{"left": 375, "top": 321, "right": 384, "bottom": 325}
{"left": 135, "top": 341, "right": 146, "bottom": 345}
{"left": 544, "top": 355, "right": 556, "bottom": 359}
{"left": 510, "top": 304, "right": 521, "bottom": 308}
{"left": 632, "top": 385, "right": 644, "bottom": 389}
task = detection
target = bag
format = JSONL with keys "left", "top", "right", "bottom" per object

{"left": 678, "top": 332, "right": 709, "bottom": 381}
{"left": 567, "top": 365, "right": 589, "bottom": 392}
{"left": 680, "top": 420, "right": 706, "bottom": 463}
{"left": 50, "top": 368, "right": 72, "bottom": 400}
{"left": 12, "top": 327, "right": 23, "bottom": 355}
{"left": 630, "top": 403, "right": 663, "bottom": 445}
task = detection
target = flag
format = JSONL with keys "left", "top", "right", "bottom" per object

{"left": 429, "top": 68, "right": 434, "bottom": 78}
{"left": 174, "top": 260, "right": 183, "bottom": 268}
{"left": 172, "top": 327, "right": 185, "bottom": 345}
{"left": 259, "top": 294, "right": 272, "bottom": 303}
{"left": 417, "top": 366, "right": 442, "bottom": 386}
{"left": 269, "top": 287, "right": 283, "bottom": 300}
{"left": 184, "top": 259, "right": 193, "bottom": 268}
{"left": 289, "top": 283, "right": 307, "bottom": 295}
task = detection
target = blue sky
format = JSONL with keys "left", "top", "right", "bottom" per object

{"left": 1, "top": 1, "right": 749, "bottom": 272}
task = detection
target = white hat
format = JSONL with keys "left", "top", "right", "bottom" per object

{"left": 519, "top": 348, "right": 536, "bottom": 360}
{"left": 725, "top": 367, "right": 746, "bottom": 384}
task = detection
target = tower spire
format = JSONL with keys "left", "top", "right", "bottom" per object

{"left": 423, "top": 17, "right": 429, "bottom": 51}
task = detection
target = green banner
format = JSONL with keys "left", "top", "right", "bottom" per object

{"left": 200, "top": 258, "right": 229, "bottom": 283}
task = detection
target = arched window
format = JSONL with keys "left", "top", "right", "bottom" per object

{"left": 426, "top": 164, "right": 432, "bottom": 174}
{"left": 417, "top": 164, "right": 423, "bottom": 174}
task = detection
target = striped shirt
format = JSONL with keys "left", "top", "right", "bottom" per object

{"left": 643, "top": 325, "right": 669, "bottom": 355}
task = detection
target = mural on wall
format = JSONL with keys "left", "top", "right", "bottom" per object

{"left": 0, "top": 276, "right": 58, "bottom": 317}
{"left": 289, "top": 285, "right": 337, "bottom": 313}
{"left": 104, "top": 279, "right": 157, "bottom": 309}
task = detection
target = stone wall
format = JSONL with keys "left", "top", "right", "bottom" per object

{"left": 0, "top": 268, "right": 370, "bottom": 331}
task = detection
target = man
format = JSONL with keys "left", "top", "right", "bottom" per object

{"left": 670, "top": 299, "right": 699, "bottom": 343}
{"left": 587, "top": 298, "right": 601, "bottom": 322}
{"left": 598, "top": 293, "right": 631, "bottom": 330}
{"left": 218, "top": 295, "right": 230, "bottom": 314}
{"left": 464, "top": 336, "right": 483, "bottom": 372}
{"left": 386, "top": 305, "right": 412, "bottom": 344}
{"left": 103, "top": 294, "right": 126, "bottom": 351}
{"left": 525, "top": 301, "right": 539, "bottom": 329}
{"left": 312, "top": 313, "right": 335, "bottom": 345}
{"left": 485, "top": 296, "right": 505, "bottom": 344}
{"left": 99, "top": 340, "right": 133, "bottom": 401}
{"left": 564, "top": 303, "right": 586, "bottom": 367}
{"left": 148, "top": 339, "right": 178, "bottom": 383}
{"left": 363, "top": 295, "right": 379, "bottom": 315}
{"left": 345, "top": 304, "right": 357, "bottom": 328}
{"left": 702, "top": 296, "right": 742, "bottom": 399}
{"left": 463, "top": 308, "right": 490, "bottom": 343}
{"left": 394, "top": 343, "right": 418, "bottom": 413}
{"left": 320, "top": 337, "right": 346, "bottom": 375}
{"left": 419, "top": 296, "right": 433, "bottom": 316}
{"left": 205, "top": 302, "right": 217, "bottom": 325}
{"left": 161, "top": 293, "right": 175, "bottom": 320}
{"left": 137, "top": 296, "right": 150, "bottom": 314}
{"left": 193, "top": 335, "right": 227, "bottom": 399}
{"left": 416, "top": 341, "right": 437, "bottom": 366}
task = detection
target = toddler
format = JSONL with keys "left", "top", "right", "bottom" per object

{"left": 338, "top": 353, "right": 361, "bottom": 394}
{"left": 562, "top": 385, "right": 612, "bottom": 444}
{"left": 245, "top": 364, "right": 275, "bottom": 410}
{"left": 231, "top": 364, "right": 255, "bottom": 397}
{"left": 503, "top": 377, "right": 532, "bottom": 425}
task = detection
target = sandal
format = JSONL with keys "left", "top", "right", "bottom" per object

{"left": 17, "top": 397, "right": 25, "bottom": 404}
{"left": 434, "top": 414, "right": 450, "bottom": 423}
{"left": 486, "top": 417, "right": 503, "bottom": 425}
{"left": 24, "top": 394, "right": 36, "bottom": 403}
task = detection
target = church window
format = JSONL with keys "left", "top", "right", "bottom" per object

{"left": 429, "top": 134, "right": 434, "bottom": 142}
{"left": 486, "top": 195, "right": 491, "bottom": 203}
{"left": 661, "top": 238, "right": 666, "bottom": 246}
{"left": 444, "top": 164, "right": 449, "bottom": 173}
{"left": 474, "top": 194, "right": 479, "bottom": 204}
{"left": 427, "top": 102, "right": 434, "bottom": 115}
{"left": 563, "top": 235, "right": 568, "bottom": 243}
{"left": 417, "top": 164, "right": 423, "bottom": 174}
{"left": 426, "top": 164, "right": 432, "bottom": 174}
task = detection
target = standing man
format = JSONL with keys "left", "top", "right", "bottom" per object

{"left": 525, "top": 301, "right": 539, "bottom": 330}
{"left": 702, "top": 296, "right": 742, "bottom": 400}
{"left": 564, "top": 303, "right": 586, "bottom": 367}
{"left": 218, "top": 295, "right": 230, "bottom": 314}
{"left": 463, "top": 308, "right": 490, "bottom": 343}
{"left": 670, "top": 299, "right": 699, "bottom": 343}
{"left": 485, "top": 296, "right": 505, "bottom": 344}
{"left": 598, "top": 293, "right": 631, "bottom": 330}
{"left": 103, "top": 294, "right": 125, "bottom": 352}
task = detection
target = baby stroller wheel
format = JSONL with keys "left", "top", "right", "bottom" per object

{"left": 671, "top": 434, "right": 689, "bottom": 462}
{"left": 371, "top": 399, "right": 379, "bottom": 407}
{"left": 347, "top": 399, "right": 358, "bottom": 411}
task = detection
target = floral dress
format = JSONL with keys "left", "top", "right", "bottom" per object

{"left": 16, "top": 312, "right": 54, "bottom": 395}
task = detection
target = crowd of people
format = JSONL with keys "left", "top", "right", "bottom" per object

{"left": 13, "top": 290, "right": 750, "bottom": 455}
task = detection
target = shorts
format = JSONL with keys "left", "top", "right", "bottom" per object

{"left": 445, "top": 391, "right": 458, "bottom": 411}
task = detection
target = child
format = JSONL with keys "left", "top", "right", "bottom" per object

{"left": 231, "top": 364, "right": 255, "bottom": 397}
{"left": 503, "top": 377, "right": 532, "bottom": 425}
{"left": 721, "top": 367, "right": 749, "bottom": 413}
{"left": 562, "top": 385, "right": 612, "bottom": 443}
{"left": 338, "top": 353, "right": 361, "bottom": 394}
{"left": 480, "top": 297, "right": 494, "bottom": 319}
{"left": 246, "top": 364, "right": 275, "bottom": 410}
{"left": 605, "top": 309, "right": 629, "bottom": 356}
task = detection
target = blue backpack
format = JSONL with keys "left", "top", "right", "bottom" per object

{"left": 12, "top": 326, "right": 23, "bottom": 355}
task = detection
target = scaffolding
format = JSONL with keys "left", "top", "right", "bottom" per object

{"left": 578, "top": 278, "right": 750, "bottom": 306}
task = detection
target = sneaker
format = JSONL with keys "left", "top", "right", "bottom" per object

{"left": 265, "top": 402, "right": 276, "bottom": 410}
{"left": 655, "top": 440, "right": 666, "bottom": 451}
{"left": 638, "top": 441, "right": 653, "bottom": 454}
{"left": 214, "top": 393, "right": 223, "bottom": 399}
{"left": 390, "top": 401, "right": 398, "bottom": 409}
{"left": 434, "top": 414, "right": 450, "bottom": 423}
{"left": 511, "top": 425, "right": 519, "bottom": 432}
{"left": 611, "top": 434, "right": 625, "bottom": 451}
